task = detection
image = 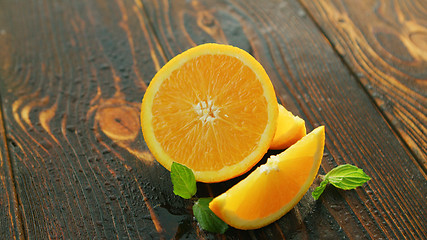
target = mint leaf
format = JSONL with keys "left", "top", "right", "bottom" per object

{"left": 171, "top": 162, "right": 197, "bottom": 199}
{"left": 312, "top": 179, "right": 328, "bottom": 200}
{"left": 326, "top": 164, "right": 371, "bottom": 190}
{"left": 193, "top": 198, "right": 228, "bottom": 234}
{"left": 313, "top": 164, "right": 371, "bottom": 200}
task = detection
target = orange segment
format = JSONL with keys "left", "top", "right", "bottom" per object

{"left": 270, "top": 104, "right": 306, "bottom": 150}
{"left": 141, "top": 43, "right": 278, "bottom": 183}
{"left": 209, "top": 126, "right": 325, "bottom": 229}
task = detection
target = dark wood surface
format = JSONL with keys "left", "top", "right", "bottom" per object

{"left": 0, "top": 0, "right": 425, "bottom": 239}
{"left": 0, "top": 102, "right": 23, "bottom": 239}
{"left": 300, "top": 0, "right": 427, "bottom": 169}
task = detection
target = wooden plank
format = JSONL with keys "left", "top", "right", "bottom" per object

{"left": 141, "top": 0, "right": 427, "bottom": 239}
{"left": 0, "top": 0, "right": 192, "bottom": 239}
{"left": 0, "top": 4, "right": 24, "bottom": 238}
{"left": 299, "top": 0, "right": 427, "bottom": 168}
{"left": 0, "top": 98, "right": 23, "bottom": 239}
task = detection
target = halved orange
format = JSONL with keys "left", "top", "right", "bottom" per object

{"left": 209, "top": 126, "right": 325, "bottom": 229}
{"left": 141, "top": 43, "right": 278, "bottom": 183}
{"left": 270, "top": 104, "right": 306, "bottom": 150}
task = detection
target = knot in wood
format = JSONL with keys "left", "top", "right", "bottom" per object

{"left": 198, "top": 11, "right": 216, "bottom": 28}
{"left": 96, "top": 105, "right": 139, "bottom": 141}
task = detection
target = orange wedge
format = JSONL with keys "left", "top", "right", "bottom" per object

{"left": 209, "top": 126, "right": 325, "bottom": 229}
{"left": 141, "top": 43, "right": 278, "bottom": 183}
{"left": 270, "top": 104, "right": 306, "bottom": 150}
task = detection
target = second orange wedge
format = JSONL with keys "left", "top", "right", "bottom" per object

{"left": 270, "top": 104, "right": 306, "bottom": 150}
{"left": 209, "top": 126, "right": 325, "bottom": 230}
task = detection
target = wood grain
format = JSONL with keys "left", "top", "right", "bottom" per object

{"left": 299, "top": 0, "right": 427, "bottom": 168}
{"left": 0, "top": 100, "right": 23, "bottom": 239}
{"left": 0, "top": 4, "right": 24, "bottom": 238}
{"left": 142, "top": 0, "right": 427, "bottom": 239}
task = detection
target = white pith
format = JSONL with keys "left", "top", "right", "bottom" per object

{"left": 193, "top": 99, "right": 220, "bottom": 124}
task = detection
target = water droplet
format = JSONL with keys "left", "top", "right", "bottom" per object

{"left": 330, "top": 204, "right": 342, "bottom": 211}
{"left": 99, "top": 63, "right": 110, "bottom": 70}
{"left": 297, "top": 9, "right": 306, "bottom": 17}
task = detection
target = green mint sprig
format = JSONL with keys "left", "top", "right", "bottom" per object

{"left": 170, "top": 162, "right": 229, "bottom": 233}
{"left": 312, "top": 164, "right": 371, "bottom": 200}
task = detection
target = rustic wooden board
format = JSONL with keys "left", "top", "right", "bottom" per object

{"left": 142, "top": 0, "right": 426, "bottom": 239}
{"left": 299, "top": 0, "right": 427, "bottom": 168}
{"left": 0, "top": 0, "right": 178, "bottom": 239}
{"left": 0, "top": 0, "right": 426, "bottom": 239}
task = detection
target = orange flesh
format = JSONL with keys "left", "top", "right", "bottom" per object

{"left": 151, "top": 55, "right": 268, "bottom": 172}
{"left": 220, "top": 156, "right": 313, "bottom": 219}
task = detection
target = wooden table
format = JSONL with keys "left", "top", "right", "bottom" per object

{"left": 1, "top": 0, "right": 426, "bottom": 239}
